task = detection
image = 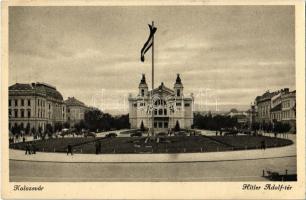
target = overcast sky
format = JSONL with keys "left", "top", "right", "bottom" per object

{"left": 9, "top": 6, "right": 295, "bottom": 114}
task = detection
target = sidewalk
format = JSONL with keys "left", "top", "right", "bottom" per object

{"left": 10, "top": 134, "right": 296, "bottom": 163}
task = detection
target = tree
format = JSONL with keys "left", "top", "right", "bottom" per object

{"left": 63, "top": 122, "right": 70, "bottom": 129}
{"left": 31, "top": 127, "right": 36, "bottom": 135}
{"left": 84, "top": 109, "right": 104, "bottom": 131}
{"left": 25, "top": 123, "right": 31, "bottom": 134}
{"left": 174, "top": 120, "right": 180, "bottom": 132}
{"left": 11, "top": 124, "right": 19, "bottom": 135}
{"left": 273, "top": 122, "right": 291, "bottom": 133}
{"left": 75, "top": 120, "right": 86, "bottom": 132}
{"left": 54, "top": 122, "right": 63, "bottom": 132}
{"left": 84, "top": 109, "right": 130, "bottom": 131}
{"left": 46, "top": 123, "right": 53, "bottom": 133}
{"left": 140, "top": 120, "right": 145, "bottom": 132}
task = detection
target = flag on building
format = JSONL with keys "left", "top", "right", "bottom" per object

{"left": 140, "top": 24, "right": 157, "bottom": 62}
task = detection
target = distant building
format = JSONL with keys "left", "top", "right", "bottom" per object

{"left": 226, "top": 108, "right": 248, "bottom": 126}
{"left": 9, "top": 82, "right": 66, "bottom": 133}
{"left": 255, "top": 88, "right": 296, "bottom": 125}
{"left": 128, "top": 74, "right": 194, "bottom": 134}
{"left": 255, "top": 90, "right": 280, "bottom": 124}
{"left": 65, "top": 97, "right": 88, "bottom": 127}
{"left": 246, "top": 104, "right": 257, "bottom": 129}
{"left": 270, "top": 89, "right": 296, "bottom": 125}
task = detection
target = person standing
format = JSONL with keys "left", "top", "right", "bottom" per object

{"left": 31, "top": 142, "right": 37, "bottom": 154}
{"left": 95, "top": 142, "right": 99, "bottom": 154}
{"left": 98, "top": 141, "right": 102, "bottom": 154}
{"left": 67, "top": 144, "right": 73, "bottom": 155}
{"left": 25, "top": 143, "right": 31, "bottom": 155}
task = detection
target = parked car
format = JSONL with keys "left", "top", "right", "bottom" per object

{"left": 130, "top": 132, "right": 142, "bottom": 137}
{"left": 174, "top": 131, "right": 186, "bottom": 136}
{"left": 106, "top": 132, "right": 117, "bottom": 138}
{"left": 84, "top": 132, "right": 96, "bottom": 138}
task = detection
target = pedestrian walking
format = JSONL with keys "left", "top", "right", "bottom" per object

{"left": 31, "top": 143, "right": 37, "bottom": 154}
{"left": 25, "top": 143, "right": 31, "bottom": 155}
{"left": 263, "top": 140, "right": 266, "bottom": 150}
{"left": 67, "top": 144, "right": 73, "bottom": 155}
{"left": 95, "top": 142, "right": 99, "bottom": 154}
{"left": 98, "top": 141, "right": 102, "bottom": 154}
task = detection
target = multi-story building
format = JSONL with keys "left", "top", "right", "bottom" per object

{"left": 255, "top": 90, "right": 280, "bottom": 124}
{"left": 255, "top": 88, "right": 296, "bottom": 125}
{"left": 128, "top": 74, "right": 194, "bottom": 134}
{"left": 9, "top": 82, "right": 66, "bottom": 133}
{"left": 281, "top": 90, "right": 296, "bottom": 124}
{"left": 65, "top": 97, "right": 88, "bottom": 127}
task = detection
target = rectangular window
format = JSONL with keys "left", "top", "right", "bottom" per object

{"left": 154, "top": 122, "right": 157, "bottom": 128}
{"left": 28, "top": 99, "right": 31, "bottom": 106}
{"left": 158, "top": 122, "right": 163, "bottom": 128}
{"left": 21, "top": 110, "right": 24, "bottom": 118}
{"left": 27, "top": 110, "right": 31, "bottom": 118}
{"left": 21, "top": 99, "right": 24, "bottom": 106}
{"left": 176, "top": 102, "right": 181, "bottom": 106}
{"left": 15, "top": 100, "right": 18, "bottom": 106}
{"left": 9, "top": 109, "right": 12, "bottom": 116}
{"left": 164, "top": 122, "right": 168, "bottom": 128}
{"left": 14, "top": 110, "right": 18, "bottom": 117}
{"left": 9, "top": 100, "right": 11, "bottom": 107}
{"left": 184, "top": 103, "right": 190, "bottom": 107}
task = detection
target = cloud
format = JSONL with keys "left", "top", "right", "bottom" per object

{"left": 9, "top": 6, "right": 295, "bottom": 114}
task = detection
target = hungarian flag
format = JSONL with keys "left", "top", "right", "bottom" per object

{"left": 141, "top": 24, "right": 157, "bottom": 62}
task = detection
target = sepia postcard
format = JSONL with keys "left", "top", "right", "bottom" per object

{"left": 1, "top": 0, "right": 305, "bottom": 199}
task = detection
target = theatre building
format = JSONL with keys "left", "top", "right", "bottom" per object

{"left": 8, "top": 82, "right": 66, "bottom": 133}
{"left": 128, "top": 74, "right": 194, "bottom": 133}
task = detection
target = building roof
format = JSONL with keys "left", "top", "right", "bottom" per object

{"left": 175, "top": 74, "right": 182, "bottom": 84}
{"left": 9, "top": 83, "right": 33, "bottom": 90}
{"left": 270, "top": 103, "right": 282, "bottom": 112}
{"left": 65, "top": 97, "right": 86, "bottom": 107}
{"left": 151, "top": 82, "right": 174, "bottom": 95}
{"left": 9, "top": 82, "right": 64, "bottom": 100}
{"left": 139, "top": 74, "right": 147, "bottom": 85}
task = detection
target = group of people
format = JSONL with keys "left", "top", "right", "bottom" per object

{"left": 260, "top": 140, "right": 267, "bottom": 150}
{"left": 25, "top": 142, "right": 37, "bottom": 155}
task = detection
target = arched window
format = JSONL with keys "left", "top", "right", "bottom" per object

{"left": 158, "top": 109, "right": 163, "bottom": 115}
{"left": 141, "top": 89, "right": 144, "bottom": 96}
{"left": 177, "top": 89, "right": 180, "bottom": 96}
{"left": 164, "top": 109, "right": 167, "bottom": 115}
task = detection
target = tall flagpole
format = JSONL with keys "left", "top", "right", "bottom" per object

{"left": 151, "top": 21, "right": 155, "bottom": 137}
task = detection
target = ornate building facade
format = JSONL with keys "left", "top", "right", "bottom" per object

{"left": 128, "top": 74, "right": 194, "bottom": 133}
{"left": 9, "top": 82, "right": 66, "bottom": 133}
{"left": 255, "top": 88, "right": 296, "bottom": 125}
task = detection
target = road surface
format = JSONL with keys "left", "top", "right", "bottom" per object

{"left": 10, "top": 156, "right": 296, "bottom": 182}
